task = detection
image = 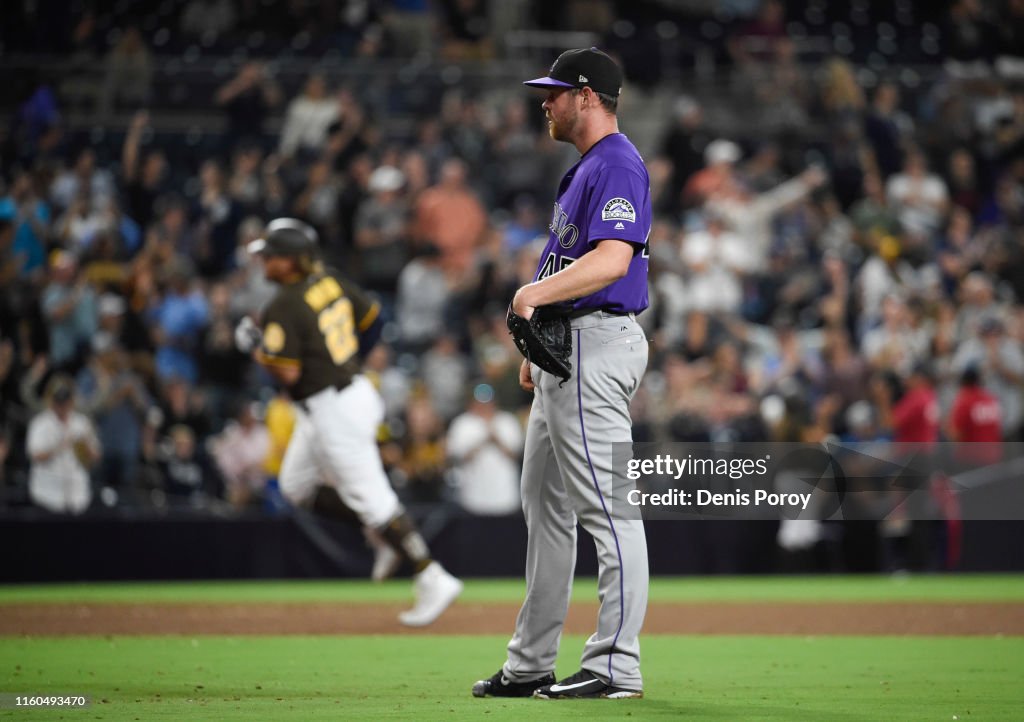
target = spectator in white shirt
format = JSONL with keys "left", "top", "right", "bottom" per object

{"left": 278, "top": 73, "right": 340, "bottom": 160}
{"left": 681, "top": 212, "right": 752, "bottom": 314}
{"left": 885, "top": 150, "right": 949, "bottom": 242}
{"left": 446, "top": 383, "right": 523, "bottom": 516}
{"left": 27, "top": 375, "right": 100, "bottom": 514}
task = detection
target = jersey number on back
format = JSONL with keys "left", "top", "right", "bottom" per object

{"left": 304, "top": 276, "right": 358, "bottom": 366}
{"left": 318, "top": 297, "right": 357, "bottom": 365}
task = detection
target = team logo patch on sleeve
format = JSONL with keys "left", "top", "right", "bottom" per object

{"left": 601, "top": 198, "right": 636, "bottom": 223}
{"left": 263, "top": 322, "right": 286, "bottom": 353}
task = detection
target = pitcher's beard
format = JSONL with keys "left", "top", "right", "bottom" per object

{"left": 547, "top": 116, "right": 573, "bottom": 142}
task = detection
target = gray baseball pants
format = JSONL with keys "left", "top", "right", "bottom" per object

{"left": 503, "top": 310, "right": 649, "bottom": 691}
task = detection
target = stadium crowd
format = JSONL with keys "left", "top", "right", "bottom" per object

{"left": 1, "top": 1, "right": 1023, "bottom": 533}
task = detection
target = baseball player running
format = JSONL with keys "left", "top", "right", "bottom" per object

{"left": 238, "top": 218, "right": 462, "bottom": 626}
{"left": 473, "top": 48, "right": 651, "bottom": 699}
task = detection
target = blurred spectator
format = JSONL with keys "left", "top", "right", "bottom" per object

{"left": 261, "top": 389, "right": 294, "bottom": 475}
{"left": 861, "top": 293, "right": 929, "bottom": 376}
{"left": 363, "top": 343, "right": 412, "bottom": 421}
{"left": 864, "top": 82, "right": 912, "bottom": 178}
{"left": 98, "top": 27, "right": 153, "bottom": 118}
{"left": 947, "top": 366, "right": 1002, "bottom": 442}
{"left": 196, "top": 160, "right": 242, "bottom": 278}
{"left": 487, "top": 97, "right": 545, "bottom": 208}
{"left": 446, "top": 383, "right": 523, "bottom": 515}
{"left": 55, "top": 192, "right": 104, "bottom": 252}
{"left": 877, "top": 364, "right": 940, "bottom": 443}
{"left": 954, "top": 272, "right": 1004, "bottom": 342}
{"left": 215, "top": 62, "right": 281, "bottom": 146}
{"left": 500, "top": 196, "right": 544, "bottom": 255}
{"left": 441, "top": 92, "right": 489, "bottom": 176}
{"left": 394, "top": 245, "right": 450, "bottom": 353}
{"left": 148, "top": 261, "right": 209, "bottom": 383}
{"left": 198, "top": 281, "right": 250, "bottom": 418}
{"left": 325, "top": 89, "right": 376, "bottom": 173}
{"left": 944, "top": 148, "right": 982, "bottom": 218}
{"left": 951, "top": 316, "right": 1024, "bottom": 439}
{"left": 75, "top": 334, "right": 151, "bottom": 503}
{"left": 820, "top": 327, "right": 869, "bottom": 410}
{"left": 740, "top": 143, "right": 785, "bottom": 194}
{"left": 394, "top": 393, "right": 446, "bottom": 503}
{"left": 153, "top": 377, "right": 213, "bottom": 443}
{"left": 683, "top": 138, "right": 743, "bottom": 209}
{"left": 228, "top": 217, "right": 276, "bottom": 318}
{"left": 681, "top": 211, "right": 750, "bottom": 314}
{"left": 41, "top": 250, "right": 98, "bottom": 373}
{"left": 818, "top": 57, "right": 866, "bottom": 124}
{"left": 885, "top": 150, "right": 950, "bottom": 250}
{"left": 655, "top": 95, "right": 708, "bottom": 216}
{"left": 944, "top": 0, "right": 997, "bottom": 71}
{"left": 278, "top": 73, "right": 339, "bottom": 161}
{"left": 210, "top": 400, "right": 270, "bottom": 508}
{"left": 420, "top": 334, "right": 469, "bottom": 421}
{"left": 412, "top": 158, "right": 486, "bottom": 273}
{"left": 3, "top": 170, "right": 50, "bottom": 276}
{"left": 121, "top": 111, "right": 168, "bottom": 232}
{"left": 227, "top": 146, "right": 266, "bottom": 214}
{"left": 292, "top": 159, "right": 341, "bottom": 244}
{"left": 26, "top": 375, "right": 100, "bottom": 514}
{"left": 937, "top": 206, "right": 985, "bottom": 295}
{"left": 849, "top": 171, "right": 901, "bottom": 252}
{"left": 51, "top": 147, "right": 114, "bottom": 212}
{"left": 154, "top": 424, "right": 220, "bottom": 506}
{"left": 707, "top": 162, "right": 827, "bottom": 267}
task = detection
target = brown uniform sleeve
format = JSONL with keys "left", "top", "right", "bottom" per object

{"left": 255, "top": 294, "right": 302, "bottom": 370}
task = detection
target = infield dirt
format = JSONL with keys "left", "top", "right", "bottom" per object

{"left": 4, "top": 601, "right": 1022, "bottom": 636}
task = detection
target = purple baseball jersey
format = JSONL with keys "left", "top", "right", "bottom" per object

{"left": 535, "top": 132, "right": 651, "bottom": 314}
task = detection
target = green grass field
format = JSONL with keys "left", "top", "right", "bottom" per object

{"left": 3, "top": 575, "right": 1023, "bottom": 721}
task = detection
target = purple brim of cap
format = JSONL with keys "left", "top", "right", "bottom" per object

{"left": 523, "top": 76, "right": 576, "bottom": 89}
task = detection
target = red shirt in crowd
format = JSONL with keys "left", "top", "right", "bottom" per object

{"left": 892, "top": 385, "right": 940, "bottom": 443}
{"left": 950, "top": 386, "right": 1002, "bottom": 442}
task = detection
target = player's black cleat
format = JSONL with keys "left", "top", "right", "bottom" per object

{"left": 533, "top": 669, "right": 643, "bottom": 699}
{"left": 472, "top": 670, "right": 555, "bottom": 698}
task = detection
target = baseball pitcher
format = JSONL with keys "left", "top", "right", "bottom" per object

{"left": 474, "top": 47, "right": 650, "bottom": 699}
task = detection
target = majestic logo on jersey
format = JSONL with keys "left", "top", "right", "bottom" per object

{"left": 602, "top": 197, "right": 636, "bottom": 223}
{"left": 263, "top": 322, "right": 286, "bottom": 353}
{"left": 550, "top": 202, "right": 579, "bottom": 249}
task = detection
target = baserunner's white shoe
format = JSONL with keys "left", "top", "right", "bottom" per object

{"left": 398, "top": 562, "right": 463, "bottom": 626}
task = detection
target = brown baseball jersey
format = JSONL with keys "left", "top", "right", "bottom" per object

{"left": 256, "top": 267, "right": 380, "bottom": 401}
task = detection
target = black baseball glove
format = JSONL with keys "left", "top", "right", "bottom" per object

{"left": 507, "top": 305, "right": 573, "bottom": 384}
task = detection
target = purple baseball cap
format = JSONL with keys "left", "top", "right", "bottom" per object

{"left": 523, "top": 47, "right": 623, "bottom": 97}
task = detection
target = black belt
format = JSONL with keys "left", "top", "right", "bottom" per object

{"left": 565, "top": 306, "right": 633, "bottom": 319}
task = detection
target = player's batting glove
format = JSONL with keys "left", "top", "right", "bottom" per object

{"left": 507, "top": 305, "right": 573, "bottom": 385}
{"left": 234, "top": 316, "right": 262, "bottom": 354}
